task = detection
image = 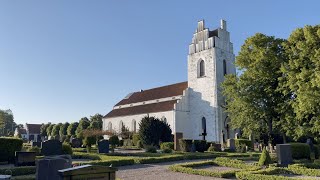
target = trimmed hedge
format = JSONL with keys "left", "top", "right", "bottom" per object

{"left": 0, "top": 166, "right": 36, "bottom": 176}
{"left": 288, "top": 164, "right": 320, "bottom": 176}
{"left": 169, "top": 161, "right": 236, "bottom": 178}
{"left": 236, "top": 168, "right": 293, "bottom": 180}
{"left": 290, "top": 143, "right": 311, "bottom": 159}
{"left": 179, "top": 139, "right": 193, "bottom": 152}
{"left": 213, "top": 157, "right": 260, "bottom": 170}
{"left": 0, "top": 137, "right": 23, "bottom": 162}
{"left": 72, "top": 152, "right": 101, "bottom": 160}
{"left": 235, "top": 139, "right": 252, "bottom": 151}
{"left": 79, "top": 159, "right": 135, "bottom": 167}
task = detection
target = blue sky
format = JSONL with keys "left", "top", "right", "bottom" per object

{"left": 0, "top": 1, "right": 319, "bottom": 125}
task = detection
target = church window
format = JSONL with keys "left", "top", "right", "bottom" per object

{"left": 108, "top": 122, "right": 112, "bottom": 131}
{"left": 119, "top": 121, "right": 124, "bottom": 132}
{"left": 161, "top": 116, "right": 167, "bottom": 123}
{"left": 199, "top": 60, "right": 205, "bottom": 77}
{"left": 201, "top": 117, "right": 206, "bottom": 133}
{"left": 132, "top": 120, "right": 137, "bottom": 132}
{"left": 223, "top": 60, "right": 227, "bottom": 75}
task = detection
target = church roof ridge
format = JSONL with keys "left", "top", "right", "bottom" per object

{"left": 114, "top": 81, "right": 188, "bottom": 107}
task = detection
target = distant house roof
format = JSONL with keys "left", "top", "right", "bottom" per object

{"left": 115, "top": 82, "right": 188, "bottom": 106}
{"left": 26, "top": 124, "right": 42, "bottom": 134}
{"left": 104, "top": 100, "right": 178, "bottom": 118}
{"left": 18, "top": 128, "right": 27, "bottom": 134}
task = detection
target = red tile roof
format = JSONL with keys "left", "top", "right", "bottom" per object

{"left": 26, "top": 124, "right": 42, "bottom": 134}
{"left": 104, "top": 100, "right": 177, "bottom": 118}
{"left": 115, "top": 82, "right": 188, "bottom": 106}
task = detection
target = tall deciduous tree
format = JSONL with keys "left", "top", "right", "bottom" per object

{"left": 51, "top": 123, "right": 62, "bottom": 138}
{"left": 76, "top": 117, "right": 90, "bottom": 139}
{"left": 222, "top": 33, "right": 287, "bottom": 143}
{"left": 67, "top": 122, "right": 79, "bottom": 136}
{"left": 0, "top": 109, "right": 15, "bottom": 136}
{"left": 280, "top": 25, "right": 320, "bottom": 141}
{"left": 40, "top": 123, "right": 51, "bottom": 137}
{"left": 59, "top": 122, "right": 70, "bottom": 137}
{"left": 46, "top": 124, "right": 55, "bottom": 138}
{"left": 90, "top": 114, "right": 103, "bottom": 130}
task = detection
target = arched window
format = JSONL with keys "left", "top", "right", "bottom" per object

{"left": 199, "top": 60, "right": 205, "bottom": 77}
{"left": 223, "top": 60, "right": 227, "bottom": 76}
{"left": 161, "top": 116, "right": 167, "bottom": 123}
{"left": 108, "top": 122, "right": 112, "bottom": 131}
{"left": 119, "top": 121, "right": 123, "bottom": 132}
{"left": 201, "top": 117, "right": 206, "bottom": 133}
{"left": 132, "top": 120, "right": 136, "bottom": 132}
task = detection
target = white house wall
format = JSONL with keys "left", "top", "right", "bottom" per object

{"left": 103, "top": 110, "right": 175, "bottom": 139}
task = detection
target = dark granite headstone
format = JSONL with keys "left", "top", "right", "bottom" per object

{"left": 32, "top": 141, "right": 42, "bottom": 148}
{"left": 276, "top": 144, "right": 292, "bottom": 167}
{"left": 70, "top": 138, "right": 82, "bottom": 148}
{"left": 306, "top": 138, "right": 314, "bottom": 151}
{"left": 41, "top": 140, "right": 62, "bottom": 156}
{"left": 98, "top": 140, "right": 109, "bottom": 154}
{"left": 15, "top": 151, "right": 36, "bottom": 166}
{"left": 36, "top": 155, "right": 72, "bottom": 180}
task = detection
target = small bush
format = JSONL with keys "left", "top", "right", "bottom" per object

{"left": 62, "top": 143, "right": 73, "bottom": 155}
{"left": 0, "top": 166, "right": 36, "bottom": 176}
{"left": 119, "top": 139, "right": 124, "bottom": 147}
{"left": 313, "top": 145, "right": 320, "bottom": 159}
{"left": 160, "top": 142, "right": 174, "bottom": 150}
{"left": 145, "top": 145, "right": 157, "bottom": 153}
{"left": 258, "top": 147, "right": 272, "bottom": 166}
{"left": 109, "top": 135, "right": 119, "bottom": 152}
{"left": 193, "top": 140, "right": 207, "bottom": 152}
{"left": 27, "top": 146, "right": 41, "bottom": 156}
{"left": 179, "top": 139, "right": 193, "bottom": 152}
{"left": 132, "top": 133, "right": 140, "bottom": 146}
{"left": 207, "top": 145, "right": 215, "bottom": 152}
{"left": 0, "top": 137, "right": 23, "bottom": 162}
{"left": 162, "top": 148, "right": 172, "bottom": 153}
{"left": 123, "top": 139, "right": 133, "bottom": 147}
{"left": 235, "top": 139, "right": 252, "bottom": 151}
{"left": 137, "top": 140, "right": 143, "bottom": 148}
{"left": 290, "top": 143, "right": 311, "bottom": 159}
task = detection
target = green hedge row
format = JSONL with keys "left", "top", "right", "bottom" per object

{"left": 289, "top": 143, "right": 311, "bottom": 159}
{"left": 235, "top": 168, "right": 293, "bottom": 180}
{"left": 169, "top": 160, "right": 237, "bottom": 178}
{"left": 0, "top": 137, "right": 23, "bottom": 162}
{"left": 213, "top": 157, "right": 260, "bottom": 171}
{"left": 0, "top": 166, "right": 36, "bottom": 176}
{"left": 288, "top": 164, "right": 320, "bottom": 176}
{"left": 160, "top": 142, "right": 174, "bottom": 150}
{"left": 235, "top": 139, "right": 252, "bottom": 151}
{"left": 71, "top": 152, "right": 101, "bottom": 160}
{"left": 79, "top": 159, "right": 135, "bottom": 167}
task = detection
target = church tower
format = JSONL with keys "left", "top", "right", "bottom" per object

{"left": 187, "top": 20, "right": 236, "bottom": 143}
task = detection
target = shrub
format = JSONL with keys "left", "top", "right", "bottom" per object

{"left": 290, "top": 143, "right": 311, "bottom": 159}
{"left": 138, "top": 116, "right": 172, "bottom": 146}
{"left": 62, "top": 143, "right": 73, "bottom": 155}
{"left": 0, "top": 137, "right": 23, "bottom": 162}
{"left": 207, "top": 145, "right": 215, "bottom": 152}
{"left": 132, "top": 133, "right": 140, "bottom": 146}
{"left": 137, "top": 140, "right": 143, "bottom": 148}
{"left": 235, "top": 139, "right": 252, "bottom": 151}
{"left": 193, "top": 140, "right": 207, "bottom": 152}
{"left": 313, "top": 145, "right": 320, "bottom": 159}
{"left": 123, "top": 139, "right": 133, "bottom": 147}
{"left": 109, "top": 135, "right": 119, "bottom": 152}
{"left": 119, "top": 139, "right": 124, "bottom": 147}
{"left": 179, "top": 139, "right": 193, "bottom": 152}
{"left": 27, "top": 146, "right": 41, "bottom": 156}
{"left": 162, "top": 148, "right": 172, "bottom": 153}
{"left": 0, "top": 166, "right": 36, "bottom": 176}
{"left": 145, "top": 145, "right": 157, "bottom": 153}
{"left": 160, "top": 142, "right": 174, "bottom": 150}
{"left": 258, "top": 147, "right": 272, "bottom": 166}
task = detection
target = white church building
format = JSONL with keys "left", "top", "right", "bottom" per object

{"left": 103, "top": 20, "right": 236, "bottom": 143}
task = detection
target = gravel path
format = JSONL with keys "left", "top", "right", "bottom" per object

{"left": 117, "top": 159, "right": 231, "bottom": 180}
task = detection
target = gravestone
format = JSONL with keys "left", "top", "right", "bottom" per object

{"left": 70, "top": 138, "right": 82, "bottom": 148}
{"left": 36, "top": 155, "right": 72, "bottom": 180}
{"left": 15, "top": 152, "right": 36, "bottom": 166}
{"left": 306, "top": 138, "right": 314, "bottom": 151}
{"left": 276, "top": 144, "right": 292, "bottom": 167}
{"left": 227, "top": 139, "right": 235, "bottom": 151}
{"left": 32, "top": 141, "right": 42, "bottom": 148}
{"left": 58, "top": 165, "right": 117, "bottom": 180}
{"left": 41, "top": 140, "right": 62, "bottom": 156}
{"left": 174, "top": 132, "right": 183, "bottom": 151}
{"left": 98, "top": 140, "right": 109, "bottom": 154}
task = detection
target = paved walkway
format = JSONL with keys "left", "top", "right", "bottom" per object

{"left": 117, "top": 159, "right": 232, "bottom": 180}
